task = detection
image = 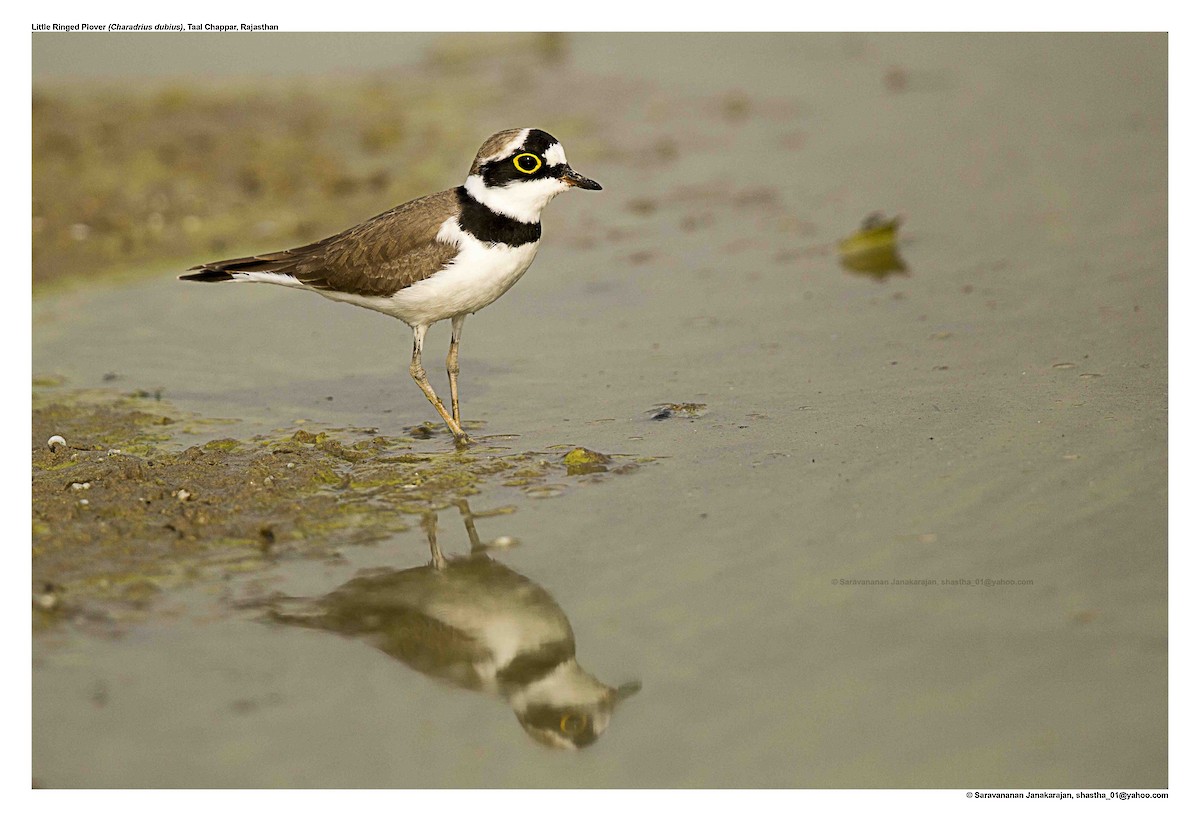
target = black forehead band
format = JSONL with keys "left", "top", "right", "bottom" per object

{"left": 517, "top": 129, "right": 557, "bottom": 158}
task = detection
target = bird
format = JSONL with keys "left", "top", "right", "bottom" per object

{"left": 267, "top": 501, "right": 641, "bottom": 750}
{"left": 181, "top": 128, "right": 602, "bottom": 446}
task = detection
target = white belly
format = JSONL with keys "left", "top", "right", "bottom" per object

{"left": 232, "top": 218, "right": 541, "bottom": 328}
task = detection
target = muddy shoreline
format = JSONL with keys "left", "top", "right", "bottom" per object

{"left": 33, "top": 389, "right": 646, "bottom": 630}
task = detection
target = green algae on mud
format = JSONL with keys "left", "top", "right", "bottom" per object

{"left": 32, "top": 390, "right": 648, "bottom": 628}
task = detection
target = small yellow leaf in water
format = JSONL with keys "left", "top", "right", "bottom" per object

{"left": 839, "top": 213, "right": 908, "bottom": 278}
{"left": 563, "top": 447, "right": 612, "bottom": 475}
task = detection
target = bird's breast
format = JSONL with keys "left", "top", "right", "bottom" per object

{"left": 389, "top": 227, "right": 540, "bottom": 325}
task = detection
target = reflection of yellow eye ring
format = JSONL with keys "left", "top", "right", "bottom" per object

{"left": 514, "top": 153, "right": 542, "bottom": 174}
{"left": 560, "top": 713, "right": 584, "bottom": 733}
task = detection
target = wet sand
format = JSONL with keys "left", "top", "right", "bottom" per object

{"left": 32, "top": 33, "right": 1166, "bottom": 786}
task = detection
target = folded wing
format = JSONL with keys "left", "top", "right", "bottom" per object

{"left": 181, "top": 188, "right": 461, "bottom": 297}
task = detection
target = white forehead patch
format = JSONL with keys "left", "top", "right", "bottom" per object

{"left": 543, "top": 142, "right": 567, "bottom": 167}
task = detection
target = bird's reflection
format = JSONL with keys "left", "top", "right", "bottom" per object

{"left": 270, "top": 501, "right": 640, "bottom": 749}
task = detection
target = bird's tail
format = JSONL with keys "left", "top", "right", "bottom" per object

{"left": 233, "top": 592, "right": 329, "bottom": 629}
{"left": 179, "top": 267, "right": 236, "bottom": 283}
{"left": 180, "top": 250, "right": 296, "bottom": 283}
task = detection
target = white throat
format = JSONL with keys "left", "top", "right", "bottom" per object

{"left": 506, "top": 660, "right": 610, "bottom": 712}
{"left": 464, "top": 174, "right": 569, "bottom": 224}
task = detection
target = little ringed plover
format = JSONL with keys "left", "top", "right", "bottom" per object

{"left": 181, "top": 128, "right": 601, "bottom": 445}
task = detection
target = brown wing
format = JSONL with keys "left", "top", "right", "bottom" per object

{"left": 183, "top": 188, "right": 461, "bottom": 297}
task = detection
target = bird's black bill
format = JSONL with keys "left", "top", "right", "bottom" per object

{"left": 562, "top": 167, "right": 602, "bottom": 190}
{"left": 613, "top": 681, "right": 642, "bottom": 703}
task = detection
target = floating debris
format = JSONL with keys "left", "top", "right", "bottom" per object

{"left": 838, "top": 213, "right": 908, "bottom": 278}
{"left": 563, "top": 447, "right": 612, "bottom": 475}
{"left": 650, "top": 402, "right": 708, "bottom": 420}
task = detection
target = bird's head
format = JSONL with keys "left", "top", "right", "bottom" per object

{"left": 465, "top": 128, "right": 601, "bottom": 223}
{"left": 513, "top": 673, "right": 641, "bottom": 751}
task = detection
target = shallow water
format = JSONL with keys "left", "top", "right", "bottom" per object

{"left": 32, "top": 33, "right": 1167, "bottom": 786}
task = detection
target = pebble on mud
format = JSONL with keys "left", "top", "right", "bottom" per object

{"left": 47, "top": 435, "right": 66, "bottom": 451}
{"left": 34, "top": 585, "right": 60, "bottom": 612}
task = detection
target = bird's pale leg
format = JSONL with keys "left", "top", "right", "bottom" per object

{"left": 422, "top": 510, "right": 447, "bottom": 570}
{"left": 410, "top": 324, "right": 471, "bottom": 444}
{"left": 447, "top": 314, "right": 466, "bottom": 426}
{"left": 453, "top": 499, "right": 487, "bottom": 553}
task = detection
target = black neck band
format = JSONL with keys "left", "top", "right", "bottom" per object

{"left": 456, "top": 187, "right": 542, "bottom": 247}
{"left": 496, "top": 639, "right": 574, "bottom": 689}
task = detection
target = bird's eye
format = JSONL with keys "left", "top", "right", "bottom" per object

{"left": 513, "top": 153, "right": 542, "bottom": 174}
{"left": 559, "top": 713, "right": 586, "bottom": 734}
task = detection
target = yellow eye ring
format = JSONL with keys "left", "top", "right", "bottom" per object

{"left": 513, "top": 153, "right": 542, "bottom": 174}
{"left": 560, "top": 713, "right": 584, "bottom": 733}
